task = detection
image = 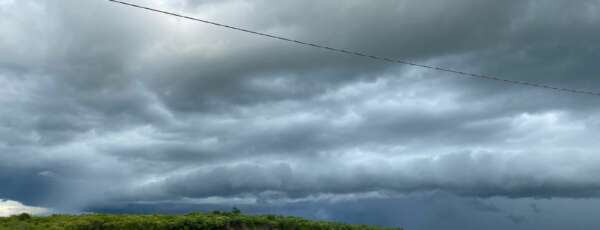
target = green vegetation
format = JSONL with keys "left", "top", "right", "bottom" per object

{"left": 0, "top": 211, "right": 402, "bottom": 230}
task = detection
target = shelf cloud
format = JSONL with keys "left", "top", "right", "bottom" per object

{"left": 1, "top": 0, "right": 600, "bottom": 229}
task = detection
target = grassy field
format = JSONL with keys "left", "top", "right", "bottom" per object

{"left": 0, "top": 212, "right": 402, "bottom": 230}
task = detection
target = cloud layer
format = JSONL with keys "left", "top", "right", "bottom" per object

{"left": 1, "top": 0, "right": 600, "bottom": 229}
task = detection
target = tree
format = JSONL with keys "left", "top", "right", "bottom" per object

{"left": 16, "top": 213, "right": 31, "bottom": 221}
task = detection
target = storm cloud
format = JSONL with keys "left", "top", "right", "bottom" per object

{"left": 1, "top": 0, "right": 600, "bottom": 229}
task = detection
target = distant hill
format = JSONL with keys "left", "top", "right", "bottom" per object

{"left": 0, "top": 212, "right": 402, "bottom": 230}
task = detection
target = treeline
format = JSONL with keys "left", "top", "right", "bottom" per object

{"left": 0, "top": 211, "right": 402, "bottom": 230}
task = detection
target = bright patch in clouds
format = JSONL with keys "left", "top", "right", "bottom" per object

{"left": 0, "top": 200, "right": 49, "bottom": 217}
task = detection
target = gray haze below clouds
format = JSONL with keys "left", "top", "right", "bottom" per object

{"left": 1, "top": 0, "right": 600, "bottom": 229}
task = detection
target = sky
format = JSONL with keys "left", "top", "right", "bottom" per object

{"left": 1, "top": 0, "right": 600, "bottom": 229}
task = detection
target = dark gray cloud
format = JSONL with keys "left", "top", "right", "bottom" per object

{"left": 2, "top": 0, "right": 600, "bottom": 229}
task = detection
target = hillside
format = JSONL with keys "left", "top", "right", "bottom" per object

{"left": 0, "top": 212, "right": 402, "bottom": 230}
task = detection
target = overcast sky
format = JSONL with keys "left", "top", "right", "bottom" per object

{"left": 1, "top": 0, "right": 600, "bottom": 229}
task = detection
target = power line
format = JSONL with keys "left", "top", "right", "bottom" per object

{"left": 108, "top": 0, "right": 600, "bottom": 97}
